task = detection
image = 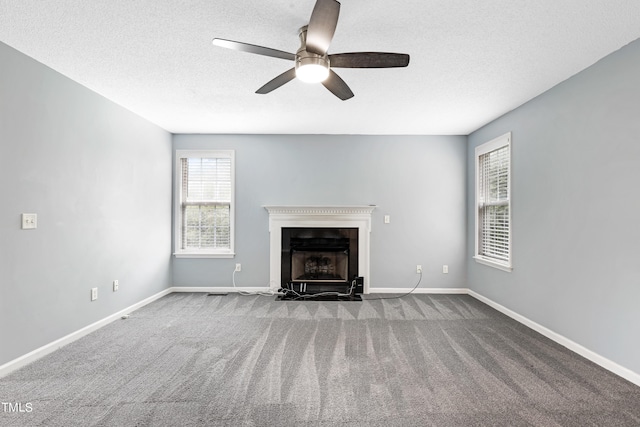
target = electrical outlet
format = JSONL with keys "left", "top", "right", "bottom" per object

{"left": 384, "top": 215, "right": 390, "bottom": 224}
{"left": 416, "top": 265, "right": 422, "bottom": 274}
{"left": 21, "top": 213, "right": 37, "bottom": 229}
{"left": 91, "top": 288, "right": 98, "bottom": 301}
{"left": 443, "top": 265, "right": 449, "bottom": 274}
{"left": 235, "top": 263, "right": 241, "bottom": 272}
{"left": 113, "top": 280, "right": 119, "bottom": 292}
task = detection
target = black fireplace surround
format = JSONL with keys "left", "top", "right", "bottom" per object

{"left": 281, "top": 227, "right": 361, "bottom": 296}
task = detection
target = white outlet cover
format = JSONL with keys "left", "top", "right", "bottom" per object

{"left": 21, "top": 213, "right": 37, "bottom": 229}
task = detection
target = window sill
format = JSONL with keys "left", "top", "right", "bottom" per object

{"left": 174, "top": 252, "right": 236, "bottom": 259}
{"left": 474, "top": 256, "right": 512, "bottom": 272}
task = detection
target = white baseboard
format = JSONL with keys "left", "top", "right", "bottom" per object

{"left": 369, "top": 287, "right": 469, "bottom": 294}
{"left": 468, "top": 290, "right": 640, "bottom": 387}
{"left": 171, "top": 286, "right": 471, "bottom": 295}
{"left": 3, "top": 286, "right": 638, "bottom": 389}
{"left": 169, "top": 286, "right": 272, "bottom": 293}
{"left": 0, "top": 288, "right": 173, "bottom": 379}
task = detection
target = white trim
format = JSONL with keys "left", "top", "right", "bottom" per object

{"left": 0, "top": 288, "right": 172, "bottom": 379}
{"left": 174, "top": 286, "right": 470, "bottom": 295}
{"left": 473, "top": 256, "right": 513, "bottom": 272}
{"left": 173, "top": 253, "right": 236, "bottom": 259}
{"left": 174, "top": 149, "right": 235, "bottom": 258}
{"left": 475, "top": 132, "right": 511, "bottom": 156}
{"left": 264, "top": 205, "right": 375, "bottom": 293}
{"left": 474, "top": 132, "right": 512, "bottom": 271}
{"left": 369, "top": 287, "right": 469, "bottom": 294}
{"left": 264, "top": 205, "right": 377, "bottom": 216}
{"left": 468, "top": 290, "right": 640, "bottom": 387}
{"left": 3, "top": 286, "right": 638, "bottom": 388}
{"left": 170, "top": 286, "right": 271, "bottom": 293}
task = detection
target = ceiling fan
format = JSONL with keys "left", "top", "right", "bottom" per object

{"left": 212, "top": 0, "right": 410, "bottom": 100}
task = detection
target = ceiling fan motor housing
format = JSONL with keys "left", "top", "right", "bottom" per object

{"left": 295, "top": 26, "right": 330, "bottom": 82}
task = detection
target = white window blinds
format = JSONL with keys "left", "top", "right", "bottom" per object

{"left": 475, "top": 133, "right": 511, "bottom": 271}
{"left": 175, "top": 150, "right": 234, "bottom": 257}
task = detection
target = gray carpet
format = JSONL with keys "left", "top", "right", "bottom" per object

{"left": 1, "top": 293, "right": 639, "bottom": 426}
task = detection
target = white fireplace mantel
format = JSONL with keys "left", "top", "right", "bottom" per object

{"left": 264, "top": 205, "right": 376, "bottom": 293}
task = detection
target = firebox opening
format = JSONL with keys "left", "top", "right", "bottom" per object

{"left": 292, "top": 251, "right": 349, "bottom": 282}
{"left": 280, "top": 227, "right": 362, "bottom": 300}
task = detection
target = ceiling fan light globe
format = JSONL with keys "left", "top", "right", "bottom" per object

{"left": 296, "top": 63, "right": 330, "bottom": 83}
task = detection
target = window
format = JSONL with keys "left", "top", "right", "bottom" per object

{"left": 474, "top": 133, "right": 512, "bottom": 271}
{"left": 174, "top": 150, "right": 235, "bottom": 258}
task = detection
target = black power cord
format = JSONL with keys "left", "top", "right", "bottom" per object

{"left": 279, "top": 279, "right": 358, "bottom": 301}
{"left": 277, "top": 272, "right": 423, "bottom": 301}
{"left": 364, "top": 271, "right": 423, "bottom": 300}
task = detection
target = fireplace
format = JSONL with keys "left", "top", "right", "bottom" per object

{"left": 281, "top": 227, "right": 358, "bottom": 293}
{"left": 264, "top": 205, "right": 375, "bottom": 294}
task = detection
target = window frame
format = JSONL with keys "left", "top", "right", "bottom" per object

{"left": 173, "top": 149, "right": 235, "bottom": 258}
{"left": 474, "top": 132, "right": 512, "bottom": 272}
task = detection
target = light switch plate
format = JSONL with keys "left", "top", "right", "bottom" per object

{"left": 21, "top": 213, "right": 37, "bottom": 229}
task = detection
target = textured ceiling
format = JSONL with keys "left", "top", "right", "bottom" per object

{"left": 1, "top": 1, "right": 640, "bottom": 135}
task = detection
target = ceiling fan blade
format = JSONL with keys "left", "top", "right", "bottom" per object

{"left": 306, "top": 0, "right": 340, "bottom": 55}
{"left": 329, "top": 52, "right": 410, "bottom": 68}
{"left": 322, "top": 70, "right": 354, "bottom": 100}
{"left": 255, "top": 68, "right": 297, "bottom": 94}
{"left": 212, "top": 38, "right": 296, "bottom": 61}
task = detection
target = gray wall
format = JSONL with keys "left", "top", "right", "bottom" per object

{"left": 0, "top": 42, "right": 173, "bottom": 366}
{"left": 7, "top": 25, "right": 636, "bottom": 382}
{"left": 467, "top": 39, "right": 640, "bottom": 374}
{"left": 173, "top": 134, "right": 467, "bottom": 291}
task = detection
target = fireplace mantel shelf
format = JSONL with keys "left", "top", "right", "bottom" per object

{"left": 264, "top": 205, "right": 377, "bottom": 215}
